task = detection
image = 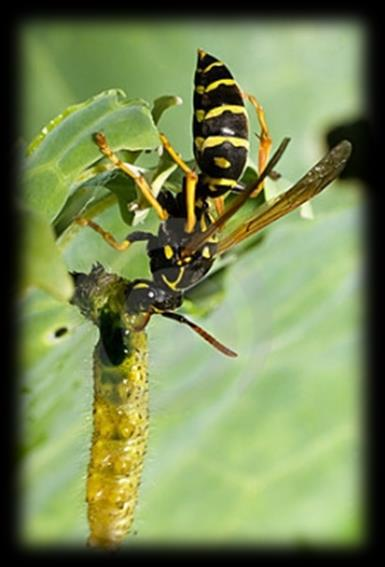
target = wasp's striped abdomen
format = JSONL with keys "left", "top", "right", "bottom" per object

{"left": 87, "top": 324, "right": 149, "bottom": 548}
{"left": 193, "top": 49, "right": 249, "bottom": 195}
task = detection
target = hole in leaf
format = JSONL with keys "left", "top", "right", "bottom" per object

{"left": 54, "top": 326, "right": 69, "bottom": 339}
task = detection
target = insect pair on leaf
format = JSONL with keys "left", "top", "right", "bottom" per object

{"left": 70, "top": 49, "right": 352, "bottom": 550}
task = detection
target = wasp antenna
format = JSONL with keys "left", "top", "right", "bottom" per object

{"left": 161, "top": 311, "right": 238, "bottom": 358}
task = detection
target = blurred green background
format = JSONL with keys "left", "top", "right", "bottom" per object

{"left": 20, "top": 19, "right": 364, "bottom": 546}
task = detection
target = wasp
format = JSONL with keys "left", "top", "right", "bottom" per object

{"left": 76, "top": 49, "right": 351, "bottom": 358}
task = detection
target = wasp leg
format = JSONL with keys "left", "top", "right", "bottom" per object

{"left": 93, "top": 132, "right": 168, "bottom": 221}
{"left": 214, "top": 196, "right": 225, "bottom": 217}
{"left": 242, "top": 93, "right": 272, "bottom": 198}
{"left": 159, "top": 132, "right": 198, "bottom": 233}
{"left": 75, "top": 217, "right": 153, "bottom": 251}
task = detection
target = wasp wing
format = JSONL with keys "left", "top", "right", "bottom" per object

{"left": 217, "top": 140, "right": 352, "bottom": 255}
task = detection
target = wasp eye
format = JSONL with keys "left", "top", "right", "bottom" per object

{"left": 125, "top": 280, "right": 158, "bottom": 313}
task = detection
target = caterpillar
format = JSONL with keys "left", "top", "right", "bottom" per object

{"left": 71, "top": 265, "right": 149, "bottom": 549}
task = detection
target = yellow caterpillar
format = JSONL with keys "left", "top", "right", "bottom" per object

{"left": 87, "top": 330, "right": 148, "bottom": 548}
{"left": 71, "top": 264, "right": 150, "bottom": 548}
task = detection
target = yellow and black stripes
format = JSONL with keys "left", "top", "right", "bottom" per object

{"left": 193, "top": 49, "right": 249, "bottom": 196}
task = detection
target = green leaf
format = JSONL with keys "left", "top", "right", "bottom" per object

{"left": 47, "top": 94, "right": 183, "bottom": 236}
{"left": 152, "top": 95, "right": 183, "bottom": 125}
{"left": 20, "top": 206, "right": 74, "bottom": 301}
{"left": 21, "top": 184, "right": 362, "bottom": 545}
{"left": 52, "top": 183, "right": 114, "bottom": 238}
{"left": 23, "top": 90, "right": 160, "bottom": 222}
